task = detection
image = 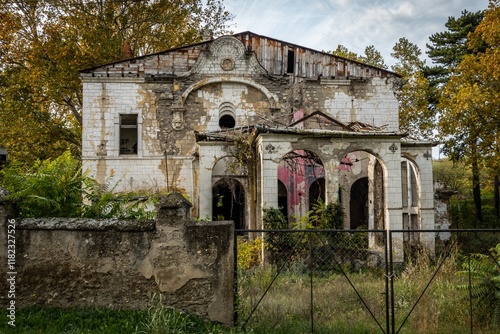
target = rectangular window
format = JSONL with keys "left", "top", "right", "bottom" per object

{"left": 287, "top": 49, "right": 295, "bottom": 74}
{"left": 119, "top": 114, "right": 138, "bottom": 155}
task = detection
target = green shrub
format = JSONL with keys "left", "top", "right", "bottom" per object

{"left": 263, "top": 208, "right": 292, "bottom": 267}
{"left": 82, "top": 177, "right": 157, "bottom": 220}
{"left": 308, "top": 199, "right": 345, "bottom": 230}
{"left": 1, "top": 151, "right": 156, "bottom": 219}
{"left": 456, "top": 243, "right": 500, "bottom": 326}
{"left": 1, "top": 150, "right": 83, "bottom": 217}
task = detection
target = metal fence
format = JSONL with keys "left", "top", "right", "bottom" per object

{"left": 234, "top": 229, "right": 500, "bottom": 334}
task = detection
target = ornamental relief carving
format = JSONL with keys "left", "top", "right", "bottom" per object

{"left": 220, "top": 58, "right": 235, "bottom": 71}
{"left": 171, "top": 107, "right": 186, "bottom": 131}
{"left": 210, "top": 37, "right": 245, "bottom": 59}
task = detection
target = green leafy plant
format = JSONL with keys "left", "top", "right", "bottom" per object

{"left": 1, "top": 150, "right": 84, "bottom": 217}
{"left": 82, "top": 177, "right": 156, "bottom": 220}
{"left": 1, "top": 151, "right": 156, "bottom": 219}
{"left": 456, "top": 243, "right": 500, "bottom": 326}
{"left": 307, "top": 199, "right": 344, "bottom": 230}
{"left": 263, "top": 208, "right": 292, "bottom": 267}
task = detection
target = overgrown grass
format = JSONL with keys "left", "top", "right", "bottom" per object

{"left": 0, "top": 306, "right": 242, "bottom": 334}
{"left": 236, "top": 244, "right": 500, "bottom": 334}
{"left": 0, "top": 307, "right": 147, "bottom": 333}
{"left": 2, "top": 245, "right": 499, "bottom": 333}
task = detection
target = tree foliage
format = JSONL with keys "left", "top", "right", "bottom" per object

{"left": 329, "top": 44, "right": 360, "bottom": 62}
{"left": 359, "top": 45, "right": 387, "bottom": 69}
{"left": 425, "top": 9, "right": 485, "bottom": 87}
{"left": 426, "top": 5, "right": 492, "bottom": 224}
{"left": 329, "top": 44, "right": 386, "bottom": 69}
{"left": 0, "top": 0, "right": 233, "bottom": 165}
{"left": 391, "top": 37, "right": 434, "bottom": 140}
{"left": 438, "top": 1, "right": 500, "bottom": 182}
{"left": 433, "top": 159, "right": 472, "bottom": 197}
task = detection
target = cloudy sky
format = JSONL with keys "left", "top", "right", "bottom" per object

{"left": 224, "top": 0, "right": 488, "bottom": 67}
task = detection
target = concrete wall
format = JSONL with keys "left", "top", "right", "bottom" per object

{"left": 0, "top": 193, "right": 234, "bottom": 326}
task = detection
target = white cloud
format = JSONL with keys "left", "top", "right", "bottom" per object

{"left": 224, "top": 0, "right": 488, "bottom": 66}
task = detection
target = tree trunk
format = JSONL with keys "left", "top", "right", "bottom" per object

{"left": 471, "top": 154, "right": 482, "bottom": 227}
{"left": 495, "top": 175, "right": 499, "bottom": 226}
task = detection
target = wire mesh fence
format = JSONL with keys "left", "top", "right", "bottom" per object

{"left": 234, "top": 229, "right": 500, "bottom": 334}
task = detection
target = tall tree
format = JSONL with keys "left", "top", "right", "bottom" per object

{"left": 360, "top": 45, "right": 387, "bottom": 69}
{"left": 437, "top": 2, "right": 499, "bottom": 225}
{"left": 391, "top": 37, "right": 434, "bottom": 140}
{"left": 0, "top": 0, "right": 233, "bottom": 166}
{"left": 425, "top": 9, "right": 485, "bottom": 88}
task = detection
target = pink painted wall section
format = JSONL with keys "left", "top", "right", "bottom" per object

{"left": 278, "top": 151, "right": 325, "bottom": 219}
{"left": 292, "top": 109, "right": 305, "bottom": 129}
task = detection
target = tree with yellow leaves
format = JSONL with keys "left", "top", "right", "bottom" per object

{"left": 438, "top": 0, "right": 500, "bottom": 225}
{"left": 0, "top": 0, "right": 233, "bottom": 165}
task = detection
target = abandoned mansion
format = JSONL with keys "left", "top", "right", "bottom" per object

{"left": 80, "top": 32, "right": 439, "bottom": 252}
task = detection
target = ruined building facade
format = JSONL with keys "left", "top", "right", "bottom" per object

{"left": 80, "top": 32, "right": 436, "bottom": 254}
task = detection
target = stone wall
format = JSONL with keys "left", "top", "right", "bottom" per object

{"left": 0, "top": 192, "right": 234, "bottom": 326}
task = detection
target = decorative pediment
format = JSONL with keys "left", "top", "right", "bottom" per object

{"left": 186, "top": 36, "right": 267, "bottom": 76}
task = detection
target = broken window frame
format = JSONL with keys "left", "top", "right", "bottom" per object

{"left": 119, "top": 114, "right": 138, "bottom": 155}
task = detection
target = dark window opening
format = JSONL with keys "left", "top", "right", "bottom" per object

{"left": 213, "top": 180, "right": 245, "bottom": 229}
{"left": 287, "top": 49, "right": 295, "bottom": 73}
{"left": 350, "top": 177, "right": 369, "bottom": 230}
{"left": 309, "top": 178, "right": 325, "bottom": 212}
{"left": 120, "top": 114, "right": 138, "bottom": 155}
{"left": 219, "top": 114, "right": 236, "bottom": 129}
{"left": 278, "top": 180, "right": 289, "bottom": 223}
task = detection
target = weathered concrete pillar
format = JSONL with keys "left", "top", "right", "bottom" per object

{"left": 152, "top": 192, "right": 234, "bottom": 326}
{"left": 416, "top": 149, "right": 436, "bottom": 255}
{"left": 383, "top": 145, "right": 404, "bottom": 263}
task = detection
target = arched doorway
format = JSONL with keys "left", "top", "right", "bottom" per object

{"left": 402, "top": 158, "right": 421, "bottom": 256}
{"left": 212, "top": 179, "right": 245, "bottom": 229}
{"left": 278, "top": 180, "right": 288, "bottom": 222}
{"left": 350, "top": 177, "right": 368, "bottom": 229}
{"left": 278, "top": 150, "right": 325, "bottom": 220}
{"left": 309, "top": 177, "right": 326, "bottom": 211}
{"left": 338, "top": 151, "right": 385, "bottom": 245}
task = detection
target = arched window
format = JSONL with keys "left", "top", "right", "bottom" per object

{"left": 219, "top": 102, "right": 236, "bottom": 129}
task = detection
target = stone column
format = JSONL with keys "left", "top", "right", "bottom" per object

{"left": 417, "top": 148, "right": 436, "bottom": 255}
{"left": 383, "top": 144, "right": 404, "bottom": 263}
{"left": 197, "top": 143, "right": 215, "bottom": 220}
{"left": 259, "top": 143, "right": 279, "bottom": 211}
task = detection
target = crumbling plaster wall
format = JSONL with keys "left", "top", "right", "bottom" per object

{"left": 0, "top": 193, "right": 234, "bottom": 326}
{"left": 81, "top": 35, "right": 401, "bottom": 220}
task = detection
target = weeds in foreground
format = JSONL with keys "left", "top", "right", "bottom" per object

{"left": 0, "top": 305, "right": 243, "bottom": 334}
{"left": 236, "top": 240, "right": 500, "bottom": 334}
{"left": 135, "top": 293, "right": 228, "bottom": 334}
